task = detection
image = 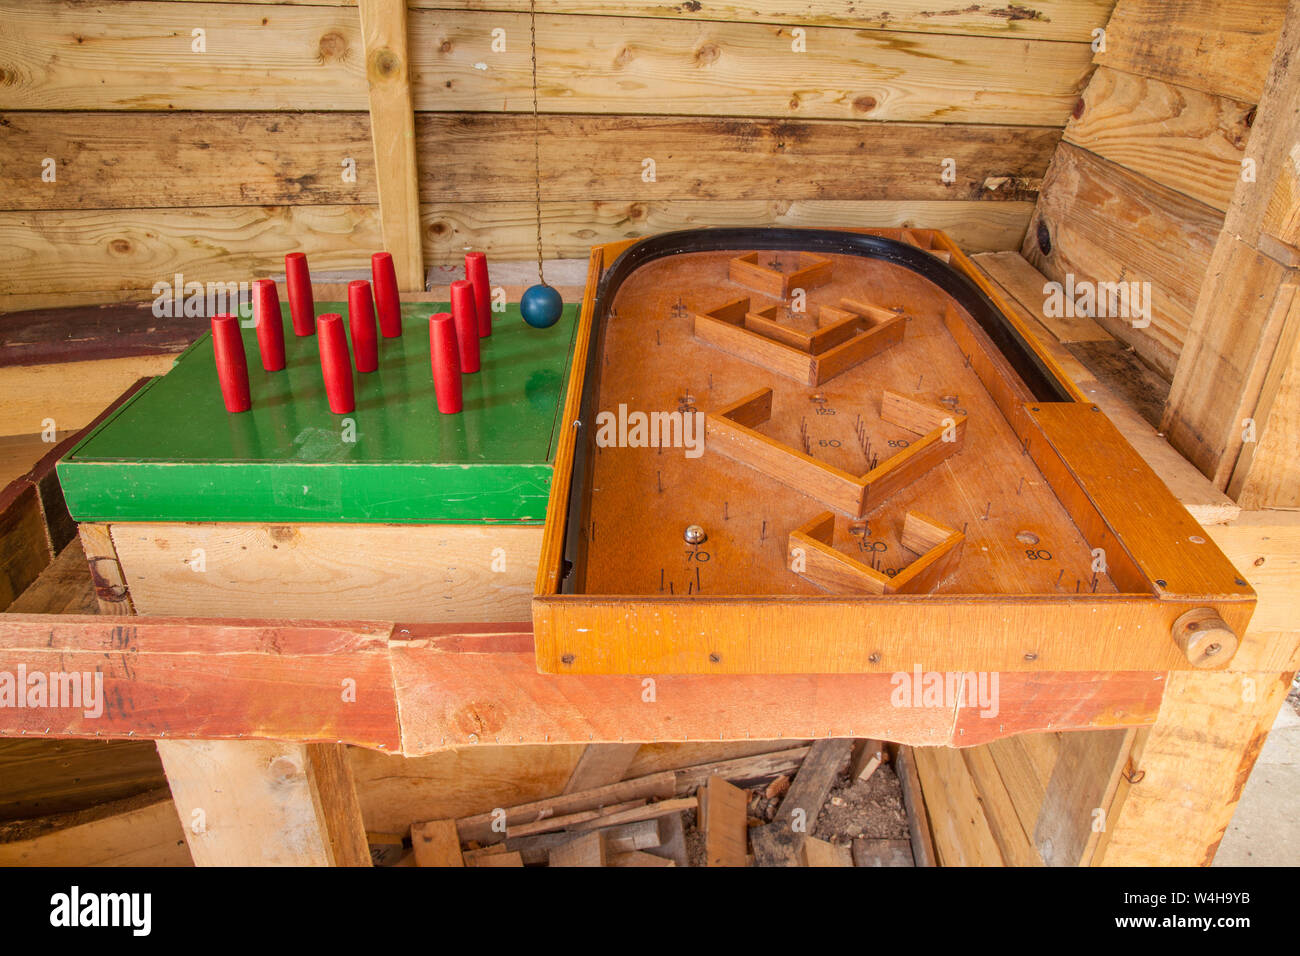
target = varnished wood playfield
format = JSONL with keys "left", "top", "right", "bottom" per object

{"left": 584, "top": 248, "right": 1114, "bottom": 598}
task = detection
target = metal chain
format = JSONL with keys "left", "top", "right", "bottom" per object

{"left": 530, "top": 0, "right": 546, "bottom": 286}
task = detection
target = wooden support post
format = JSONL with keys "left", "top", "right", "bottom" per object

{"left": 77, "top": 523, "right": 133, "bottom": 615}
{"left": 1098, "top": 670, "right": 1294, "bottom": 865}
{"left": 358, "top": 0, "right": 424, "bottom": 291}
{"left": 156, "top": 740, "right": 371, "bottom": 867}
{"left": 1163, "top": 0, "right": 1300, "bottom": 499}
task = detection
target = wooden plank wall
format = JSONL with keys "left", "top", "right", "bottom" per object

{"left": 1024, "top": 0, "right": 1291, "bottom": 379}
{"left": 0, "top": 0, "right": 1109, "bottom": 313}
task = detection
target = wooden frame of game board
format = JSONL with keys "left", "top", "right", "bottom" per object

{"left": 532, "top": 228, "right": 1257, "bottom": 676}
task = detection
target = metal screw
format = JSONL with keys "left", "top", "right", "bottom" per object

{"left": 685, "top": 524, "right": 707, "bottom": 545}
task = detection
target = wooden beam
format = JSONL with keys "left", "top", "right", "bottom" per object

{"left": 1099, "top": 670, "right": 1294, "bottom": 865}
{"left": 0, "top": 615, "right": 1174, "bottom": 749}
{"left": 1031, "top": 728, "right": 1134, "bottom": 866}
{"left": 157, "top": 740, "right": 371, "bottom": 866}
{"left": 358, "top": 0, "right": 424, "bottom": 291}
{"left": 548, "top": 830, "right": 607, "bottom": 867}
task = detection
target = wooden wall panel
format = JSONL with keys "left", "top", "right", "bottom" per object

{"left": 423, "top": 199, "right": 1034, "bottom": 263}
{"left": 1024, "top": 143, "right": 1222, "bottom": 378}
{"left": 1063, "top": 67, "right": 1253, "bottom": 212}
{"left": 415, "top": 114, "right": 1057, "bottom": 203}
{"left": 0, "top": 0, "right": 369, "bottom": 111}
{"left": 1095, "top": 0, "right": 1288, "bottom": 103}
{"left": 0, "top": 205, "right": 381, "bottom": 295}
{"left": 412, "top": 0, "right": 1115, "bottom": 41}
{"left": 0, "top": 112, "right": 377, "bottom": 210}
{"left": 406, "top": 11, "right": 1095, "bottom": 125}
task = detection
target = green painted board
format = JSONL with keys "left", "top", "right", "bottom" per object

{"left": 57, "top": 301, "right": 579, "bottom": 524}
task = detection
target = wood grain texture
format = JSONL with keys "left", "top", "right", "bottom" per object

{"left": 703, "top": 775, "right": 748, "bottom": 867}
{"left": 414, "top": 114, "right": 1057, "bottom": 203}
{"left": 112, "top": 522, "right": 542, "bottom": 623}
{"left": 1064, "top": 68, "right": 1252, "bottom": 213}
{"left": 423, "top": 200, "right": 1036, "bottom": 265}
{"left": 1032, "top": 727, "right": 1132, "bottom": 865}
{"left": 0, "top": 355, "right": 174, "bottom": 438}
{"left": 1228, "top": 291, "right": 1300, "bottom": 508}
{"left": 407, "top": 11, "right": 1095, "bottom": 125}
{"left": 1099, "top": 670, "right": 1293, "bottom": 865}
{"left": 563, "top": 743, "right": 641, "bottom": 793}
{"left": 1095, "top": 0, "right": 1288, "bottom": 103}
{"left": 157, "top": 740, "right": 371, "bottom": 866}
{"left": 961, "top": 743, "right": 1042, "bottom": 866}
{"left": 0, "top": 205, "right": 381, "bottom": 296}
{"left": 0, "top": 0, "right": 368, "bottom": 110}
{"left": 409, "top": 0, "right": 1116, "bottom": 41}
{"left": 0, "top": 737, "right": 164, "bottom": 823}
{"left": 1024, "top": 143, "right": 1223, "bottom": 378}
{"left": 912, "top": 745, "right": 1002, "bottom": 865}
{"left": 359, "top": 0, "right": 424, "bottom": 290}
{"left": 0, "top": 789, "right": 190, "bottom": 866}
{"left": 1161, "top": 236, "right": 1299, "bottom": 484}
{"left": 0, "top": 111, "right": 376, "bottom": 210}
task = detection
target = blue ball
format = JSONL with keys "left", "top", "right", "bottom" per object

{"left": 521, "top": 283, "right": 564, "bottom": 329}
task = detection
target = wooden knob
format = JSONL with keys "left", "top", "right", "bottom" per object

{"left": 1172, "top": 608, "right": 1238, "bottom": 668}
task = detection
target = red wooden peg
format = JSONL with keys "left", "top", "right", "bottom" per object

{"left": 449, "top": 279, "right": 481, "bottom": 374}
{"left": 347, "top": 280, "right": 379, "bottom": 373}
{"left": 252, "top": 279, "right": 285, "bottom": 372}
{"left": 285, "top": 252, "right": 315, "bottom": 336}
{"left": 465, "top": 252, "right": 492, "bottom": 338}
{"left": 429, "top": 312, "right": 463, "bottom": 414}
{"left": 211, "top": 314, "right": 252, "bottom": 413}
{"left": 372, "top": 252, "right": 402, "bottom": 338}
{"left": 317, "top": 313, "right": 355, "bottom": 414}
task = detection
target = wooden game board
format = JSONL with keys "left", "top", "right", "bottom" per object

{"left": 532, "top": 228, "right": 1256, "bottom": 675}
{"left": 57, "top": 301, "right": 578, "bottom": 525}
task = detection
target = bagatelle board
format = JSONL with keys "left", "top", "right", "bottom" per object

{"left": 531, "top": 227, "right": 1256, "bottom": 676}
{"left": 58, "top": 301, "right": 578, "bottom": 524}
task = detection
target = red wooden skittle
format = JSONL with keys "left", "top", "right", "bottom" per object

{"left": 347, "top": 280, "right": 379, "bottom": 373}
{"left": 465, "top": 252, "right": 492, "bottom": 338}
{"left": 372, "top": 252, "right": 402, "bottom": 338}
{"left": 211, "top": 314, "right": 252, "bottom": 413}
{"left": 429, "top": 312, "right": 463, "bottom": 414}
{"left": 449, "top": 279, "right": 481, "bottom": 374}
{"left": 252, "top": 279, "right": 286, "bottom": 372}
{"left": 285, "top": 252, "right": 315, "bottom": 336}
{"left": 317, "top": 313, "right": 355, "bottom": 414}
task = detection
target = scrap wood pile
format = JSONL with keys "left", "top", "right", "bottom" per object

{"left": 388, "top": 739, "right": 932, "bottom": 867}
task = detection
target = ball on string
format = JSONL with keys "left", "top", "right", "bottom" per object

{"left": 521, "top": 283, "right": 563, "bottom": 329}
